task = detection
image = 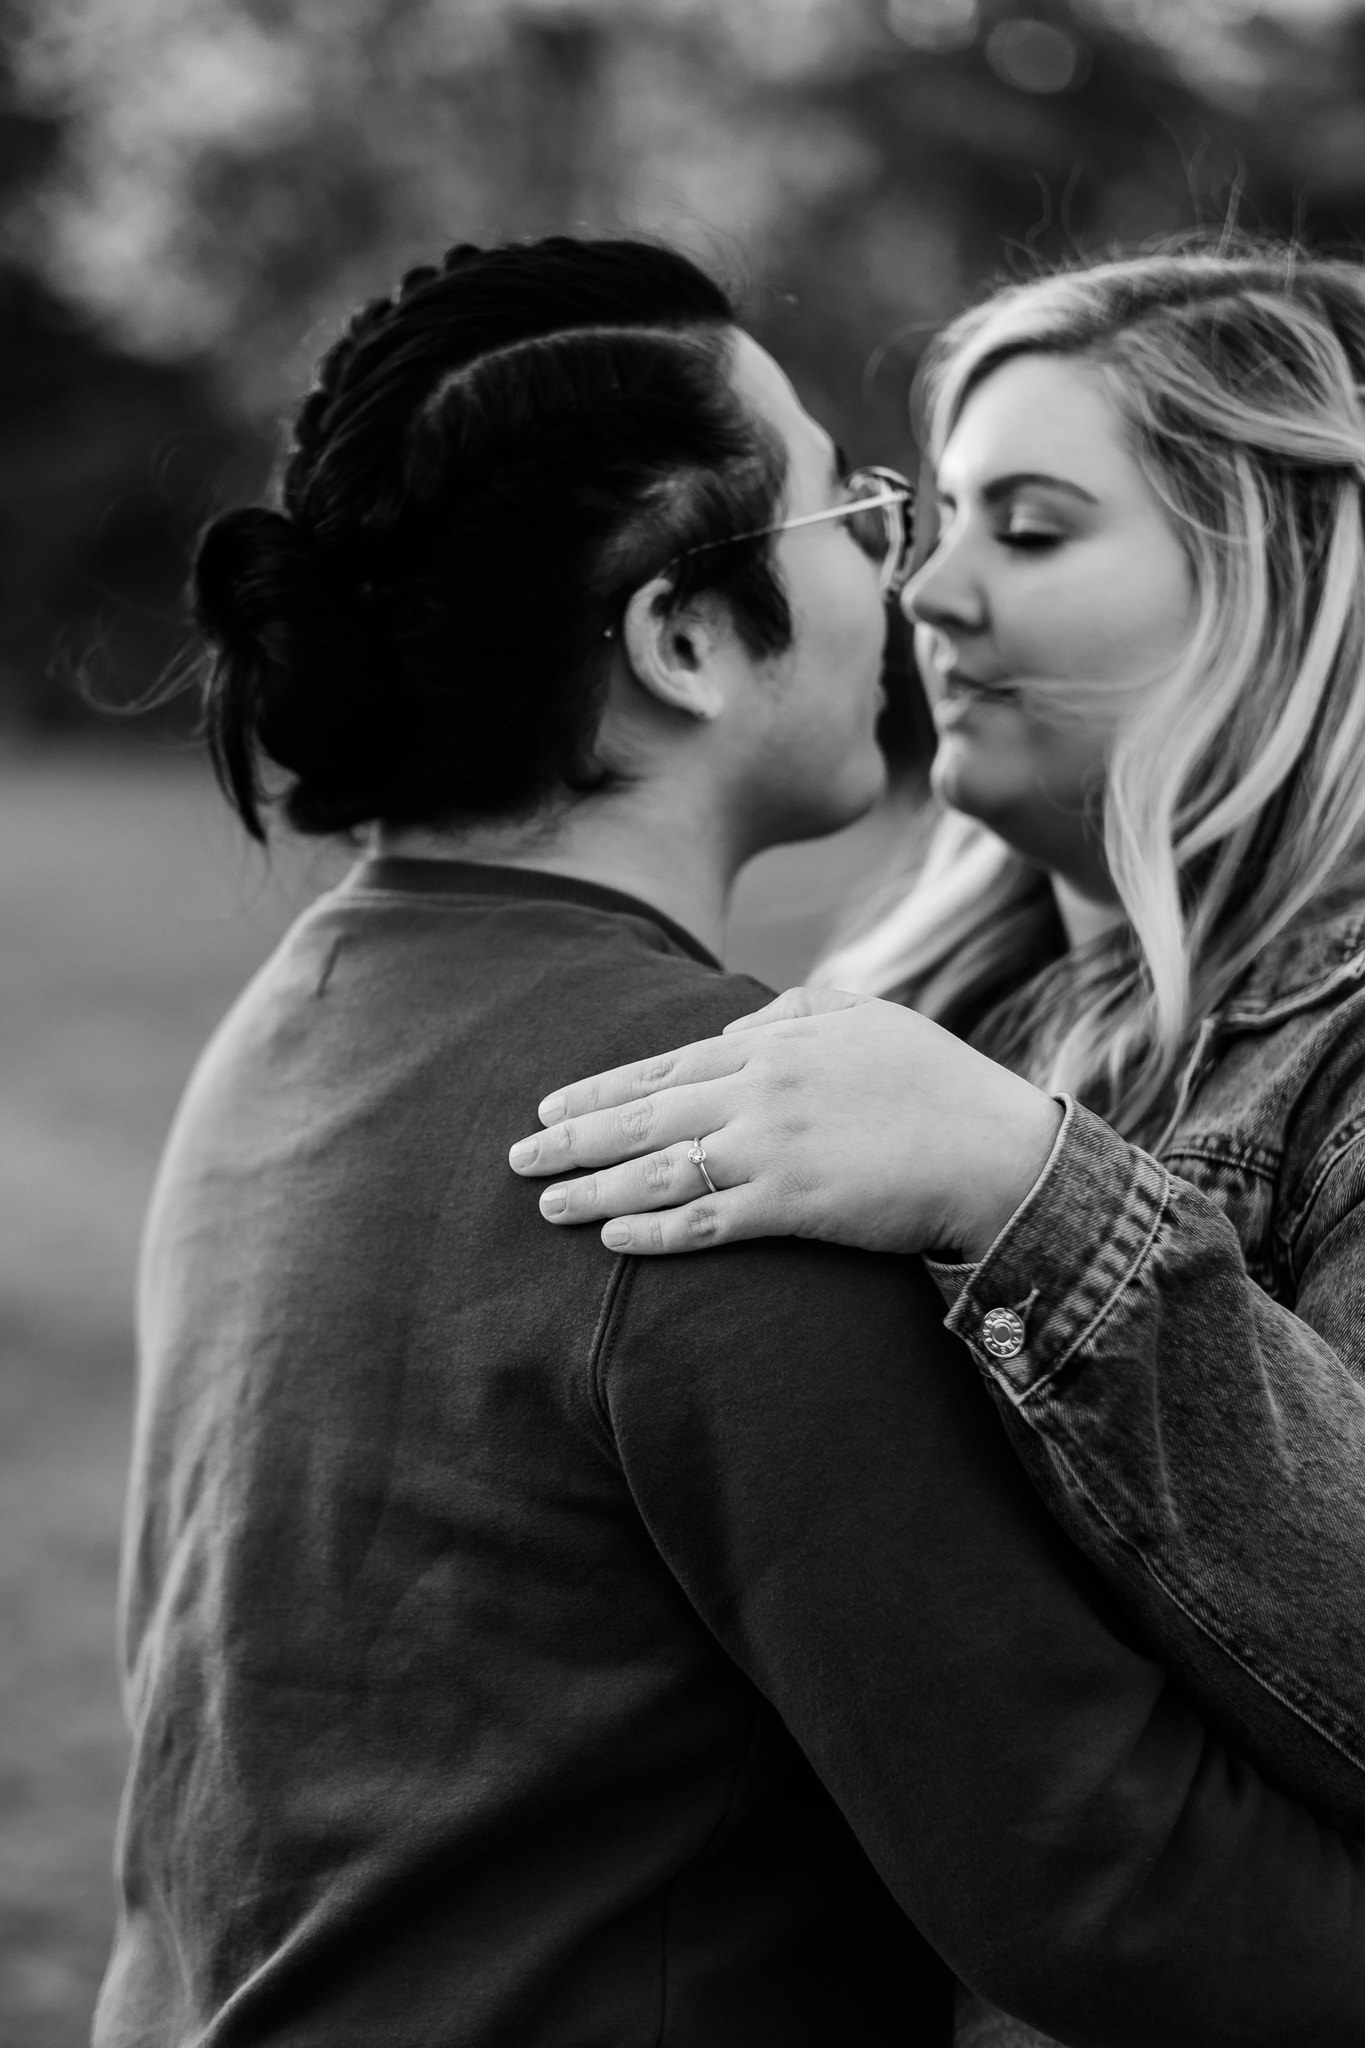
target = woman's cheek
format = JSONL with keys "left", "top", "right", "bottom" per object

{"left": 1019, "top": 713, "right": 1111, "bottom": 825}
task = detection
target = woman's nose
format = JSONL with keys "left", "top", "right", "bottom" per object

{"left": 900, "top": 536, "right": 986, "bottom": 636}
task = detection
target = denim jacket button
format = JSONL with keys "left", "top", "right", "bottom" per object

{"left": 979, "top": 1306, "right": 1027, "bottom": 1359}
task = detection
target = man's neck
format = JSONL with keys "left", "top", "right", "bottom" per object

{"left": 376, "top": 792, "right": 739, "bottom": 962}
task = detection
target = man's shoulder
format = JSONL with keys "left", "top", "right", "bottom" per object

{"left": 580, "top": 953, "right": 774, "bottom": 1074}
{"left": 466, "top": 915, "right": 778, "bottom": 1107}
{"left": 304, "top": 876, "right": 776, "bottom": 1077}
{"left": 601, "top": 1228, "right": 944, "bottom": 1377}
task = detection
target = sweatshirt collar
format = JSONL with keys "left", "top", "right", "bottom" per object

{"left": 343, "top": 855, "right": 724, "bottom": 972}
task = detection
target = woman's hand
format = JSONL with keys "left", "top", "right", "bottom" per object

{"left": 507, "top": 986, "right": 1064, "bottom": 1259}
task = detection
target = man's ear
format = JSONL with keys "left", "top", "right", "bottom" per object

{"left": 619, "top": 576, "right": 729, "bottom": 722}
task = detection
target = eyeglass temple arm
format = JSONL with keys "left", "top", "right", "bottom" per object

{"left": 776, "top": 485, "right": 914, "bottom": 536}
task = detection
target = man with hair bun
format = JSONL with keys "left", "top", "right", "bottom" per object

{"left": 98, "top": 236, "right": 1365, "bottom": 2048}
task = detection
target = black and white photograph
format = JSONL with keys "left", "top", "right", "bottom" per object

{"left": 6, "top": 1, "right": 1365, "bottom": 2043}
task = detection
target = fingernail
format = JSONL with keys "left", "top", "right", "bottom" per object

{"left": 509, "top": 1139, "right": 539, "bottom": 1169}
{"left": 538, "top": 1092, "right": 566, "bottom": 1124}
{"left": 602, "top": 1223, "right": 631, "bottom": 1249}
{"left": 540, "top": 1185, "right": 567, "bottom": 1216}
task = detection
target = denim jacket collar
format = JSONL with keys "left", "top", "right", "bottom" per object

{"left": 1216, "top": 902, "right": 1365, "bottom": 1034}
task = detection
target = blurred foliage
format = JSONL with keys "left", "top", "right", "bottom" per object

{"left": 4, "top": 0, "right": 1365, "bottom": 728}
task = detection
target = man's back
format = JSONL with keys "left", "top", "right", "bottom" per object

{"left": 98, "top": 857, "right": 1365, "bottom": 2048}
{"left": 98, "top": 858, "right": 948, "bottom": 2046}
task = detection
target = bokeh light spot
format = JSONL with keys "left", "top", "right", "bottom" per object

{"left": 985, "top": 17, "right": 1089, "bottom": 94}
{"left": 886, "top": 0, "right": 980, "bottom": 54}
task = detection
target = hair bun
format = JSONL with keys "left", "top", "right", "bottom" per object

{"left": 194, "top": 505, "right": 402, "bottom": 838}
{"left": 194, "top": 507, "right": 338, "bottom": 654}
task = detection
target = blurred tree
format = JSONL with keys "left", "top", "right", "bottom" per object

{"left": 0, "top": 9, "right": 238, "bottom": 728}
{"left": 5, "top": 0, "right": 1365, "bottom": 728}
{"left": 9, "top": 2, "right": 884, "bottom": 412}
{"left": 0, "top": 264, "right": 244, "bottom": 726}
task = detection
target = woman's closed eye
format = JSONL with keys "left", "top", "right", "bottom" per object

{"left": 999, "top": 522, "right": 1065, "bottom": 552}
{"left": 994, "top": 485, "right": 1082, "bottom": 553}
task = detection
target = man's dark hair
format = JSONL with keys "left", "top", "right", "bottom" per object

{"left": 193, "top": 237, "right": 793, "bottom": 839}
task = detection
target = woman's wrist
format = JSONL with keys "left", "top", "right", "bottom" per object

{"left": 950, "top": 1088, "right": 1066, "bottom": 1265}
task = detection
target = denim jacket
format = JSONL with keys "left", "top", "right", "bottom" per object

{"left": 929, "top": 901, "right": 1365, "bottom": 1831}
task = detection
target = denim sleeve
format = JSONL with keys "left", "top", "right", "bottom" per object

{"left": 925, "top": 1093, "right": 1365, "bottom": 1826}
{"left": 599, "top": 1236, "right": 1365, "bottom": 2046}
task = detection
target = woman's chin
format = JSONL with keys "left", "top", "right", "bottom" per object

{"left": 928, "top": 744, "right": 1012, "bottom": 824}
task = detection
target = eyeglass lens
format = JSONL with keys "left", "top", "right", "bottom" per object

{"left": 842, "top": 470, "right": 912, "bottom": 591}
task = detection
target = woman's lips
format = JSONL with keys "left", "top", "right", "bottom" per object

{"left": 932, "top": 675, "right": 1016, "bottom": 725}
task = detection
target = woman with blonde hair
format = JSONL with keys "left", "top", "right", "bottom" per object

{"left": 510, "top": 246, "right": 1365, "bottom": 1860}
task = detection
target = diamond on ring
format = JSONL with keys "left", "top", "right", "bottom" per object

{"left": 687, "top": 1140, "right": 719, "bottom": 1196}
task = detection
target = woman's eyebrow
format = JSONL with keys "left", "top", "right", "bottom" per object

{"left": 981, "top": 471, "right": 1100, "bottom": 507}
{"left": 934, "top": 471, "right": 1100, "bottom": 509}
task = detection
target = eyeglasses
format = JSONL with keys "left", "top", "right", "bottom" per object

{"left": 674, "top": 464, "right": 916, "bottom": 598}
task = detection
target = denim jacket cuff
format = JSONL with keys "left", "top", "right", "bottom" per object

{"left": 924, "top": 1095, "right": 1173, "bottom": 1405}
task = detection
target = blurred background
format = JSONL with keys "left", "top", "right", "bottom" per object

{"left": 7, "top": 0, "right": 1365, "bottom": 2036}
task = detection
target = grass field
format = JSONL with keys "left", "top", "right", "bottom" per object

{"left": 0, "top": 740, "right": 907, "bottom": 2044}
